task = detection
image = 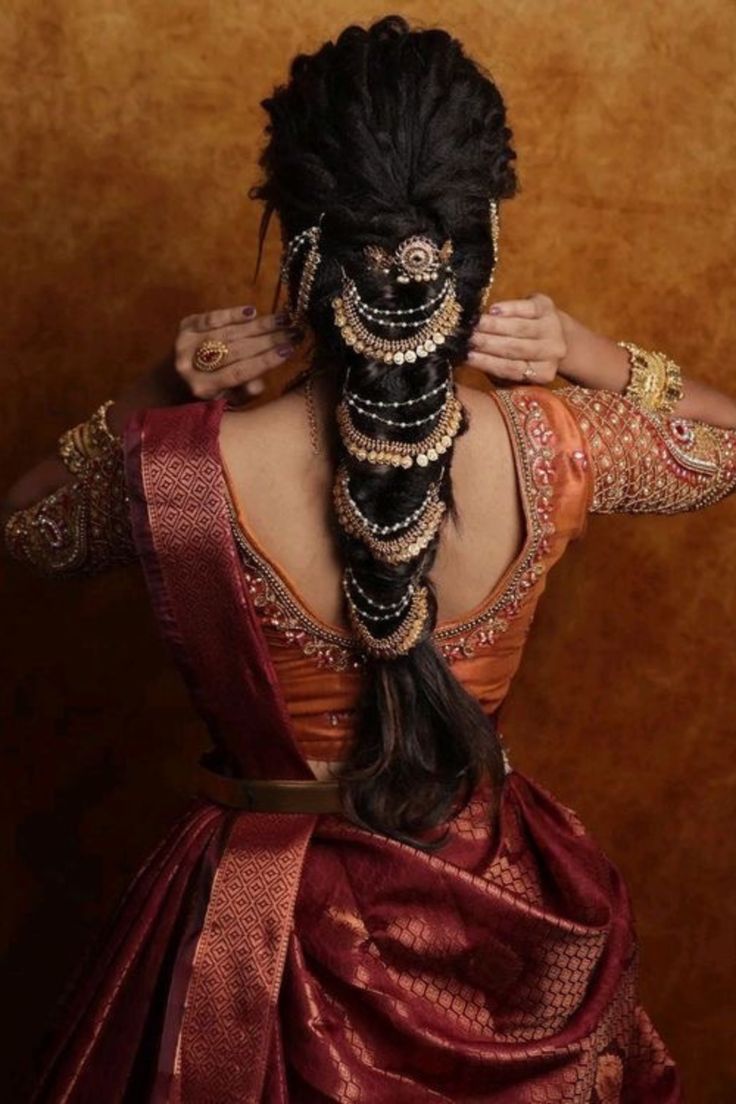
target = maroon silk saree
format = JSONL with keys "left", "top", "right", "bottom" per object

{"left": 26, "top": 399, "right": 683, "bottom": 1103}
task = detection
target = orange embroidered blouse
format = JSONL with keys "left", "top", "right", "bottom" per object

{"left": 220, "top": 386, "right": 591, "bottom": 766}
{"left": 5, "top": 383, "right": 736, "bottom": 772}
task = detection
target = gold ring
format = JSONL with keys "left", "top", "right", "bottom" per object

{"left": 193, "top": 340, "right": 230, "bottom": 373}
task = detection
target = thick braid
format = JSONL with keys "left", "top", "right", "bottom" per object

{"left": 250, "top": 15, "right": 518, "bottom": 849}
{"left": 330, "top": 256, "right": 463, "bottom": 659}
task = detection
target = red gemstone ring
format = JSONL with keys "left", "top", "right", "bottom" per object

{"left": 193, "top": 339, "right": 230, "bottom": 373}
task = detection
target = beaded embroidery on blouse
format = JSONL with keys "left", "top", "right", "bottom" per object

{"left": 226, "top": 388, "right": 559, "bottom": 669}
{"left": 556, "top": 385, "right": 736, "bottom": 513}
{"left": 3, "top": 443, "right": 135, "bottom": 577}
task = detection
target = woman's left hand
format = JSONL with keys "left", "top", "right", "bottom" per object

{"left": 175, "top": 306, "right": 300, "bottom": 403}
{"left": 467, "top": 292, "right": 567, "bottom": 385}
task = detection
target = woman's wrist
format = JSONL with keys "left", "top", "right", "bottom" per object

{"left": 556, "top": 311, "right": 736, "bottom": 428}
{"left": 556, "top": 310, "right": 631, "bottom": 392}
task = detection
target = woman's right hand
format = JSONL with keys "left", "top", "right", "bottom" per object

{"left": 467, "top": 293, "right": 567, "bottom": 385}
{"left": 175, "top": 305, "right": 301, "bottom": 402}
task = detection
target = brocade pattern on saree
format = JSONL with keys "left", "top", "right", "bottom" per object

{"left": 17, "top": 390, "right": 694, "bottom": 1103}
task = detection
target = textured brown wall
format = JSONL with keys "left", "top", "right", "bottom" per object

{"left": 2, "top": 2, "right": 734, "bottom": 1098}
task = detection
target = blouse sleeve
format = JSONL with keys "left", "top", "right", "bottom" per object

{"left": 2, "top": 438, "right": 138, "bottom": 577}
{"left": 555, "top": 384, "right": 736, "bottom": 514}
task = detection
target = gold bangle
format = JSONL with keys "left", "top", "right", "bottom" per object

{"left": 58, "top": 400, "right": 118, "bottom": 475}
{"left": 618, "top": 341, "right": 684, "bottom": 415}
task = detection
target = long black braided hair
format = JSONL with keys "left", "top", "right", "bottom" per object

{"left": 249, "top": 15, "right": 518, "bottom": 850}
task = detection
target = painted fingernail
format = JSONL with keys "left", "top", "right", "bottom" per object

{"left": 276, "top": 343, "right": 294, "bottom": 357}
{"left": 242, "top": 305, "right": 257, "bottom": 318}
{"left": 274, "top": 311, "right": 290, "bottom": 326}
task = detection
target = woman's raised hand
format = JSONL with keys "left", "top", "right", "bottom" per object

{"left": 175, "top": 305, "right": 300, "bottom": 401}
{"left": 174, "top": 294, "right": 566, "bottom": 401}
{"left": 467, "top": 292, "right": 567, "bottom": 385}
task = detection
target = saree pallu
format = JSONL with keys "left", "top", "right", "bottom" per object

{"left": 26, "top": 776, "right": 680, "bottom": 1103}
{"left": 25, "top": 398, "right": 683, "bottom": 1103}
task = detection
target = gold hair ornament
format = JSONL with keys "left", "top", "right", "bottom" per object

{"left": 279, "top": 214, "right": 325, "bottom": 328}
{"left": 480, "top": 198, "right": 501, "bottom": 309}
{"left": 346, "top": 579, "right": 431, "bottom": 658}
{"left": 336, "top": 391, "right": 462, "bottom": 468}
{"left": 334, "top": 463, "right": 447, "bottom": 564}
{"left": 332, "top": 280, "right": 461, "bottom": 365}
{"left": 364, "top": 236, "right": 454, "bottom": 283}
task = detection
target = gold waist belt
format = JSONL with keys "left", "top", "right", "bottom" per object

{"left": 197, "top": 763, "right": 344, "bottom": 814}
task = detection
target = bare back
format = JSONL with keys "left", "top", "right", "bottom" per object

{"left": 218, "top": 376, "right": 525, "bottom": 631}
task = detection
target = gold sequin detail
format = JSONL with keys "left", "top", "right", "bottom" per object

{"left": 58, "top": 399, "right": 118, "bottom": 475}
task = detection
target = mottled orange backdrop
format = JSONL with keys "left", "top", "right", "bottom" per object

{"left": 2, "top": 1, "right": 734, "bottom": 1098}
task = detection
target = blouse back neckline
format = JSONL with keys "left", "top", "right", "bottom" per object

{"left": 216, "top": 387, "right": 536, "bottom": 644}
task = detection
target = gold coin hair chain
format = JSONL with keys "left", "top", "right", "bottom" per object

{"left": 336, "top": 490, "right": 447, "bottom": 566}
{"left": 336, "top": 461, "right": 447, "bottom": 536}
{"left": 336, "top": 391, "right": 462, "bottom": 468}
{"left": 277, "top": 206, "right": 504, "bottom": 658}
{"left": 333, "top": 283, "right": 462, "bottom": 366}
{"left": 347, "top": 582, "right": 431, "bottom": 658}
{"left": 334, "top": 464, "right": 448, "bottom": 565}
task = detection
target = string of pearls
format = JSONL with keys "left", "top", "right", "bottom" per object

{"left": 345, "top": 566, "right": 415, "bottom": 610}
{"left": 343, "top": 369, "right": 451, "bottom": 410}
{"left": 342, "top": 571, "right": 414, "bottom": 622}
{"left": 344, "top": 392, "right": 446, "bottom": 428}
{"left": 353, "top": 278, "right": 452, "bottom": 318}
{"left": 344, "top": 466, "right": 446, "bottom": 535}
{"left": 351, "top": 278, "right": 454, "bottom": 327}
{"left": 279, "top": 225, "right": 316, "bottom": 282}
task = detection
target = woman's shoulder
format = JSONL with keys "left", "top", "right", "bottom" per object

{"left": 219, "top": 385, "right": 315, "bottom": 478}
{"left": 457, "top": 381, "right": 590, "bottom": 456}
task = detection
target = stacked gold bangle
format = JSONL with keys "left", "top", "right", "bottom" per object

{"left": 58, "top": 400, "right": 118, "bottom": 475}
{"left": 618, "top": 341, "right": 684, "bottom": 415}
